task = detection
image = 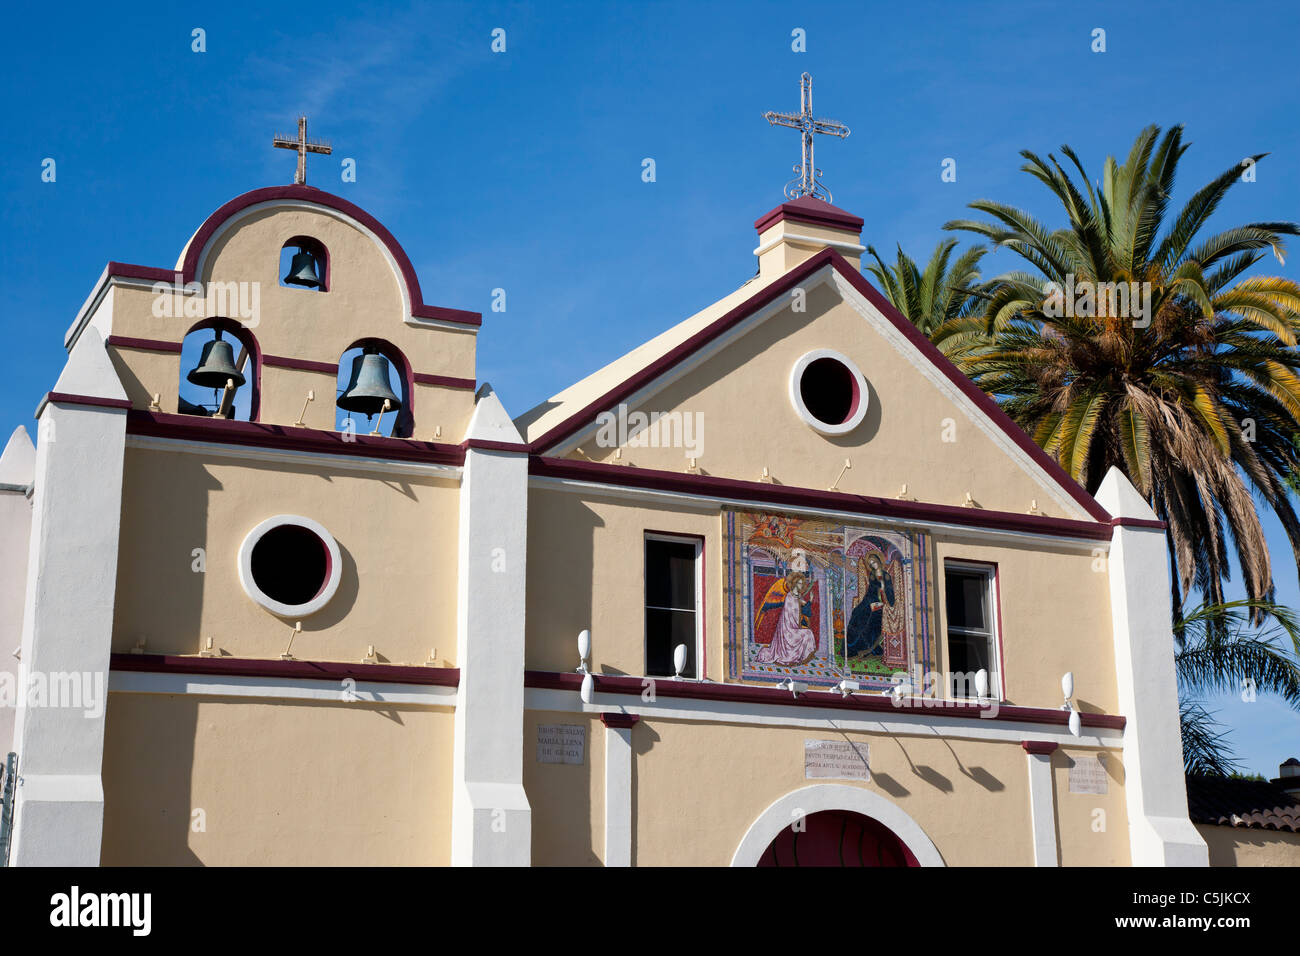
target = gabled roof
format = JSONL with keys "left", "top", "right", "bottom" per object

{"left": 517, "top": 246, "right": 1111, "bottom": 523}
{"left": 1186, "top": 774, "right": 1300, "bottom": 832}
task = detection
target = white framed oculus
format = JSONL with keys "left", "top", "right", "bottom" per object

{"left": 789, "top": 349, "right": 869, "bottom": 435}
{"left": 238, "top": 514, "right": 342, "bottom": 617}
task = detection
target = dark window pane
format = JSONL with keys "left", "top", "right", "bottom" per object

{"left": 645, "top": 539, "right": 696, "bottom": 609}
{"left": 945, "top": 569, "right": 988, "bottom": 631}
{"left": 645, "top": 608, "right": 696, "bottom": 678}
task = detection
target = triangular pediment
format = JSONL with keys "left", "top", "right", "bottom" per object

{"left": 524, "top": 250, "right": 1106, "bottom": 523}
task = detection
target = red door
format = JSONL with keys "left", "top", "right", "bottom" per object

{"left": 757, "top": 810, "right": 919, "bottom": 867}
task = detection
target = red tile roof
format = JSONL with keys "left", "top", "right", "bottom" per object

{"left": 1186, "top": 774, "right": 1300, "bottom": 832}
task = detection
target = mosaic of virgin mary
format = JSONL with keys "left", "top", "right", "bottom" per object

{"left": 844, "top": 538, "right": 909, "bottom": 671}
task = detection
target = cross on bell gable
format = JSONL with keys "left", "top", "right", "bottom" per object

{"left": 273, "top": 116, "right": 333, "bottom": 185}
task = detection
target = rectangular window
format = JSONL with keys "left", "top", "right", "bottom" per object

{"left": 944, "top": 561, "right": 999, "bottom": 698}
{"left": 644, "top": 534, "right": 702, "bottom": 678}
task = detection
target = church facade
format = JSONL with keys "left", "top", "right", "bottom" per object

{"left": 0, "top": 175, "right": 1220, "bottom": 866}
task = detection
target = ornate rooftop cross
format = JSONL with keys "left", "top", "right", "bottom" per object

{"left": 762, "top": 73, "right": 850, "bottom": 202}
{"left": 273, "top": 116, "right": 332, "bottom": 185}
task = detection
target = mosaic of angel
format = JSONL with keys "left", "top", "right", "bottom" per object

{"left": 753, "top": 547, "right": 818, "bottom": 666}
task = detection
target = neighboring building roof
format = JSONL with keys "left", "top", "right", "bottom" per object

{"left": 1186, "top": 774, "right": 1300, "bottom": 832}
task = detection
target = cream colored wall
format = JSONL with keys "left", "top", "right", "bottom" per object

{"left": 101, "top": 692, "right": 453, "bottom": 865}
{"left": 630, "top": 720, "right": 1082, "bottom": 866}
{"left": 98, "top": 200, "right": 477, "bottom": 441}
{"left": 931, "top": 537, "right": 1117, "bottom": 712}
{"left": 571, "top": 282, "right": 1082, "bottom": 519}
{"left": 523, "top": 711, "right": 606, "bottom": 865}
{"left": 113, "top": 446, "right": 460, "bottom": 666}
{"left": 1051, "top": 747, "right": 1131, "bottom": 865}
{"left": 526, "top": 488, "right": 719, "bottom": 676}
{"left": 1197, "top": 824, "right": 1300, "bottom": 866}
{"left": 526, "top": 486, "right": 1116, "bottom": 712}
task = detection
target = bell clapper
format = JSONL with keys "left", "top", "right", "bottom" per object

{"left": 294, "top": 390, "right": 316, "bottom": 428}
{"left": 369, "top": 399, "right": 392, "bottom": 436}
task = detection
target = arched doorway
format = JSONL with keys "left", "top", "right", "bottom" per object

{"left": 757, "top": 809, "right": 918, "bottom": 866}
{"left": 732, "top": 784, "right": 944, "bottom": 867}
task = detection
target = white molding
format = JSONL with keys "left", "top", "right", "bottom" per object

{"left": 603, "top": 724, "right": 634, "bottom": 866}
{"left": 523, "top": 688, "right": 1122, "bottom": 749}
{"left": 1024, "top": 750, "right": 1059, "bottom": 866}
{"left": 752, "top": 233, "right": 866, "bottom": 256}
{"left": 831, "top": 271, "right": 1089, "bottom": 520}
{"left": 529, "top": 475, "right": 1110, "bottom": 553}
{"left": 731, "top": 784, "right": 945, "bottom": 866}
{"left": 237, "top": 514, "right": 343, "bottom": 618}
{"left": 108, "top": 668, "right": 457, "bottom": 707}
{"left": 788, "top": 348, "right": 870, "bottom": 436}
{"left": 126, "top": 433, "right": 462, "bottom": 481}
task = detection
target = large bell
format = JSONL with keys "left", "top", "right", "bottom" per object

{"left": 283, "top": 247, "right": 324, "bottom": 288}
{"left": 337, "top": 348, "right": 402, "bottom": 417}
{"left": 186, "top": 332, "right": 246, "bottom": 389}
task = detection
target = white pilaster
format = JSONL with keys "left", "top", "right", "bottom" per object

{"left": 11, "top": 330, "right": 129, "bottom": 866}
{"left": 0, "top": 426, "right": 36, "bottom": 754}
{"left": 1022, "top": 741, "right": 1058, "bottom": 866}
{"left": 600, "top": 713, "right": 637, "bottom": 866}
{"left": 1095, "top": 467, "right": 1208, "bottom": 866}
{"left": 450, "top": 384, "right": 532, "bottom": 865}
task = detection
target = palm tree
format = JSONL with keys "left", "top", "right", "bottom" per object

{"left": 1174, "top": 599, "right": 1300, "bottom": 774}
{"left": 864, "top": 238, "right": 986, "bottom": 337}
{"left": 937, "top": 125, "right": 1300, "bottom": 616}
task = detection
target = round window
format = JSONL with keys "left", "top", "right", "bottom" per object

{"left": 789, "top": 349, "right": 870, "bottom": 435}
{"left": 238, "top": 515, "right": 342, "bottom": 616}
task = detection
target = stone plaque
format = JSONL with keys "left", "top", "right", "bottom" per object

{"left": 1068, "top": 754, "right": 1108, "bottom": 794}
{"left": 804, "top": 739, "right": 870, "bottom": 780}
{"left": 537, "top": 724, "right": 585, "bottom": 765}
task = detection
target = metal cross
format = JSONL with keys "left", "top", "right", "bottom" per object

{"left": 762, "top": 73, "right": 850, "bottom": 202}
{"left": 273, "top": 116, "right": 332, "bottom": 185}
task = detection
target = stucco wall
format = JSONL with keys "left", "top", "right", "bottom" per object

{"left": 566, "top": 281, "right": 1087, "bottom": 520}
{"left": 1196, "top": 823, "right": 1300, "bottom": 866}
{"left": 113, "top": 446, "right": 460, "bottom": 666}
{"left": 101, "top": 692, "right": 454, "bottom": 865}
{"left": 526, "top": 486, "right": 1116, "bottom": 712}
{"left": 523, "top": 711, "right": 606, "bottom": 865}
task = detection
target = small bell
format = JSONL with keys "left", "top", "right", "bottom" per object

{"left": 187, "top": 331, "right": 246, "bottom": 389}
{"left": 337, "top": 348, "right": 402, "bottom": 417}
{"left": 283, "top": 247, "right": 324, "bottom": 288}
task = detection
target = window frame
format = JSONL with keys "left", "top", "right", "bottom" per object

{"left": 642, "top": 531, "right": 705, "bottom": 679}
{"left": 942, "top": 559, "right": 1004, "bottom": 701}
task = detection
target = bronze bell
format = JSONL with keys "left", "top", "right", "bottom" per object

{"left": 187, "top": 331, "right": 246, "bottom": 389}
{"left": 284, "top": 247, "right": 323, "bottom": 288}
{"left": 337, "top": 348, "right": 402, "bottom": 417}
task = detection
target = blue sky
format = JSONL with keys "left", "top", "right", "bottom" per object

{"left": 2, "top": 0, "right": 1297, "bottom": 775}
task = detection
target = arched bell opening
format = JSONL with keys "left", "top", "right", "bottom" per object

{"left": 279, "top": 236, "right": 329, "bottom": 291}
{"left": 178, "top": 319, "right": 261, "bottom": 421}
{"left": 334, "top": 338, "right": 412, "bottom": 438}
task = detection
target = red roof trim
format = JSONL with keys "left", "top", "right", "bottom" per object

{"left": 526, "top": 670, "right": 1126, "bottom": 729}
{"left": 43, "top": 393, "right": 133, "bottom": 412}
{"left": 108, "top": 185, "right": 481, "bottom": 328}
{"left": 529, "top": 457, "right": 1114, "bottom": 542}
{"left": 1022, "top": 740, "right": 1059, "bottom": 755}
{"left": 754, "top": 197, "right": 865, "bottom": 233}
{"left": 600, "top": 712, "right": 641, "bottom": 729}
{"left": 530, "top": 248, "right": 1110, "bottom": 523}
{"left": 125, "top": 409, "right": 466, "bottom": 467}
{"left": 105, "top": 334, "right": 184, "bottom": 354}
{"left": 111, "top": 652, "right": 460, "bottom": 687}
